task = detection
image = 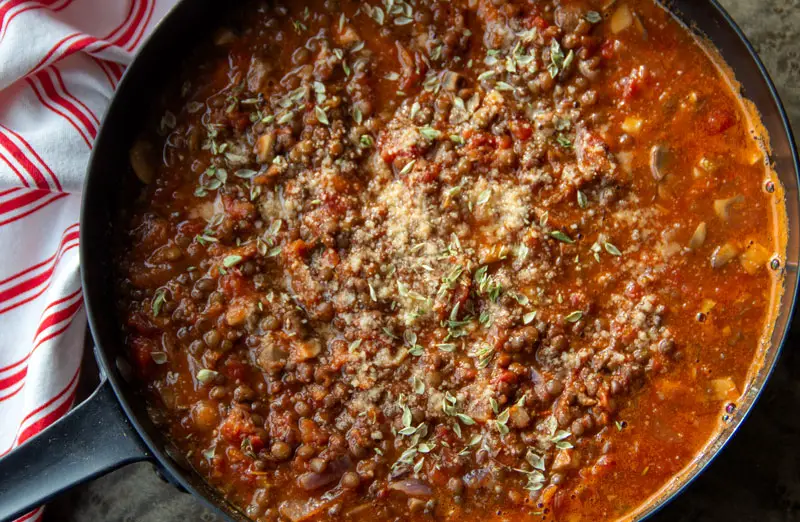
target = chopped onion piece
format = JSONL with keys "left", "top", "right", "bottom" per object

{"left": 621, "top": 116, "right": 642, "bottom": 134}
{"left": 255, "top": 131, "right": 276, "bottom": 163}
{"left": 699, "top": 299, "right": 716, "bottom": 315}
{"left": 610, "top": 4, "right": 633, "bottom": 33}
{"left": 388, "top": 479, "right": 434, "bottom": 497}
{"left": 709, "top": 377, "right": 737, "bottom": 401}
{"left": 740, "top": 242, "right": 772, "bottom": 275}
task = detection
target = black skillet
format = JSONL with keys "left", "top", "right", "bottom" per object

{"left": 0, "top": 0, "right": 797, "bottom": 521}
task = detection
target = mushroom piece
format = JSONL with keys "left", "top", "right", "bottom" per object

{"left": 688, "top": 222, "right": 707, "bottom": 250}
{"left": 554, "top": 4, "right": 583, "bottom": 32}
{"left": 213, "top": 28, "right": 237, "bottom": 46}
{"left": 247, "top": 56, "right": 273, "bottom": 93}
{"left": 508, "top": 404, "right": 531, "bottom": 429}
{"left": 129, "top": 138, "right": 156, "bottom": 184}
{"left": 710, "top": 243, "right": 739, "bottom": 269}
{"left": 441, "top": 70, "right": 464, "bottom": 92}
{"left": 650, "top": 144, "right": 670, "bottom": 181}
{"left": 465, "top": 397, "right": 494, "bottom": 423}
{"left": 713, "top": 195, "right": 744, "bottom": 221}
{"left": 257, "top": 340, "right": 288, "bottom": 373}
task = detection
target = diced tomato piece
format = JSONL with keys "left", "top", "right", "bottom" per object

{"left": 623, "top": 80, "right": 640, "bottom": 101}
{"left": 378, "top": 144, "right": 397, "bottom": 165}
{"left": 601, "top": 39, "right": 616, "bottom": 60}
{"left": 220, "top": 407, "right": 256, "bottom": 445}
{"left": 453, "top": 364, "right": 477, "bottom": 383}
{"left": 624, "top": 280, "right": 642, "bottom": 300}
{"left": 177, "top": 219, "right": 205, "bottom": 237}
{"left": 468, "top": 132, "right": 491, "bottom": 148}
{"left": 126, "top": 311, "right": 157, "bottom": 334}
{"left": 320, "top": 191, "right": 347, "bottom": 215}
{"left": 130, "top": 336, "right": 157, "bottom": 377}
{"left": 248, "top": 434, "right": 265, "bottom": 453}
{"left": 618, "top": 68, "right": 645, "bottom": 102}
{"left": 531, "top": 15, "right": 550, "bottom": 30}
{"left": 233, "top": 115, "right": 250, "bottom": 132}
{"left": 704, "top": 108, "right": 736, "bottom": 134}
{"left": 136, "top": 218, "right": 170, "bottom": 251}
{"left": 283, "top": 239, "right": 313, "bottom": 260}
{"left": 496, "top": 134, "right": 513, "bottom": 149}
{"left": 427, "top": 465, "right": 449, "bottom": 486}
{"left": 434, "top": 423, "right": 458, "bottom": 447}
{"left": 320, "top": 247, "right": 340, "bottom": 269}
{"left": 222, "top": 194, "right": 255, "bottom": 221}
{"left": 406, "top": 161, "right": 442, "bottom": 185}
{"left": 492, "top": 370, "right": 518, "bottom": 385}
{"left": 508, "top": 119, "right": 533, "bottom": 141}
{"left": 219, "top": 272, "right": 242, "bottom": 294}
{"left": 225, "top": 359, "right": 249, "bottom": 381}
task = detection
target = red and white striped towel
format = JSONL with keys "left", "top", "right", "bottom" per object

{"left": 0, "top": 1, "right": 175, "bottom": 520}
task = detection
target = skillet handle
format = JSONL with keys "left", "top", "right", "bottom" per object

{"left": 0, "top": 380, "right": 150, "bottom": 521}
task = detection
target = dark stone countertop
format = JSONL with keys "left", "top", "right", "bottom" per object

{"left": 47, "top": 0, "right": 800, "bottom": 520}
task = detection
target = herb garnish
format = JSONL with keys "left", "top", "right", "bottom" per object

{"left": 550, "top": 230, "right": 575, "bottom": 244}
{"left": 152, "top": 288, "right": 167, "bottom": 316}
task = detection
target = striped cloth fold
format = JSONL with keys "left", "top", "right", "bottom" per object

{"left": 0, "top": 1, "right": 175, "bottom": 520}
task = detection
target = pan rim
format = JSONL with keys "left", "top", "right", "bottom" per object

{"left": 78, "top": 1, "right": 800, "bottom": 521}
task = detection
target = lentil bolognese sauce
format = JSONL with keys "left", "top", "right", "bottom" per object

{"left": 116, "top": 0, "right": 786, "bottom": 520}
